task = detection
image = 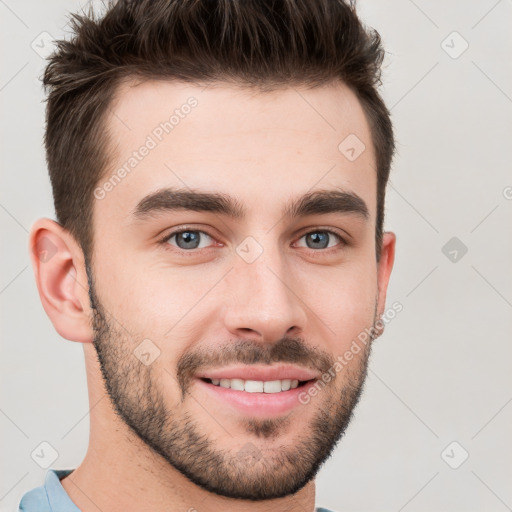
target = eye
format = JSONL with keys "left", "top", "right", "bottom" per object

{"left": 295, "top": 230, "right": 345, "bottom": 250}
{"left": 159, "top": 227, "right": 347, "bottom": 254}
{"left": 163, "top": 229, "right": 215, "bottom": 250}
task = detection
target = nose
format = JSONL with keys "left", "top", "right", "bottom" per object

{"left": 222, "top": 247, "right": 307, "bottom": 343}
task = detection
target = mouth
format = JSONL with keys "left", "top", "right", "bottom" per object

{"left": 193, "top": 365, "right": 319, "bottom": 417}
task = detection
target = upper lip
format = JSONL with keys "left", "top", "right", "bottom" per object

{"left": 195, "top": 364, "right": 319, "bottom": 382}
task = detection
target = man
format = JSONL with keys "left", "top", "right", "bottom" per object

{"left": 21, "top": 0, "right": 396, "bottom": 510}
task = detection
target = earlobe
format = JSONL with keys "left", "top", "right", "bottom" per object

{"left": 374, "top": 231, "right": 396, "bottom": 338}
{"left": 29, "top": 218, "right": 94, "bottom": 344}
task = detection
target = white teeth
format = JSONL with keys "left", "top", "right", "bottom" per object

{"left": 263, "top": 380, "right": 282, "bottom": 393}
{"left": 230, "top": 378, "right": 245, "bottom": 391}
{"left": 244, "top": 380, "right": 264, "bottom": 393}
{"left": 206, "top": 377, "right": 307, "bottom": 392}
{"left": 281, "top": 379, "right": 291, "bottom": 391}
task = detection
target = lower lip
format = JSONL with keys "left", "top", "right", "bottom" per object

{"left": 194, "top": 378, "right": 317, "bottom": 417}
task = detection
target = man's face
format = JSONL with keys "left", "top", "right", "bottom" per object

{"left": 87, "top": 80, "right": 387, "bottom": 499}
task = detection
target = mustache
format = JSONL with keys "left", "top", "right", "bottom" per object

{"left": 176, "top": 337, "right": 335, "bottom": 397}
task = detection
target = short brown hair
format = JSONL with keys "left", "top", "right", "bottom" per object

{"left": 43, "top": 0, "right": 394, "bottom": 262}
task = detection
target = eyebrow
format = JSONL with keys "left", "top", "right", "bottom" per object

{"left": 131, "top": 187, "right": 369, "bottom": 222}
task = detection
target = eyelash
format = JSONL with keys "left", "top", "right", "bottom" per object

{"left": 157, "top": 227, "right": 348, "bottom": 255}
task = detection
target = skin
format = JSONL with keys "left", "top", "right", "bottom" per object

{"left": 29, "top": 79, "right": 395, "bottom": 512}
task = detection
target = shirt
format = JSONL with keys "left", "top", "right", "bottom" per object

{"left": 18, "top": 469, "right": 336, "bottom": 511}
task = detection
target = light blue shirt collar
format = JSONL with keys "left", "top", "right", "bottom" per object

{"left": 19, "top": 469, "right": 79, "bottom": 512}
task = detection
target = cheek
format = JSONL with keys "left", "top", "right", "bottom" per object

{"left": 307, "top": 264, "right": 378, "bottom": 351}
{"left": 96, "top": 253, "right": 225, "bottom": 351}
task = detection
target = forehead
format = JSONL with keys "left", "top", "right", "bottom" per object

{"left": 98, "top": 79, "right": 376, "bottom": 223}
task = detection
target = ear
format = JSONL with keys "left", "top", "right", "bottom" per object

{"left": 374, "top": 231, "right": 396, "bottom": 338}
{"left": 29, "top": 218, "right": 93, "bottom": 343}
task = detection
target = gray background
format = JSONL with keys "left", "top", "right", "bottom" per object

{"left": 1, "top": 1, "right": 511, "bottom": 511}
